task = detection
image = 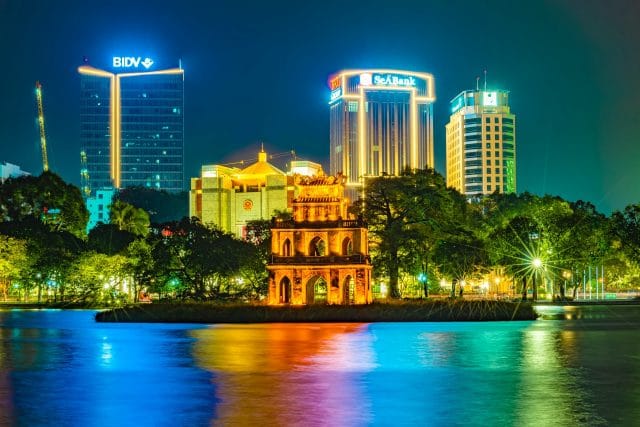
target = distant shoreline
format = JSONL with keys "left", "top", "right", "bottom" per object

{"left": 94, "top": 300, "right": 538, "bottom": 323}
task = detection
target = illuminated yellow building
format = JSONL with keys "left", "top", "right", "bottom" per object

{"left": 446, "top": 89, "right": 516, "bottom": 196}
{"left": 267, "top": 175, "right": 372, "bottom": 305}
{"left": 189, "top": 149, "right": 323, "bottom": 236}
{"left": 328, "top": 69, "right": 436, "bottom": 195}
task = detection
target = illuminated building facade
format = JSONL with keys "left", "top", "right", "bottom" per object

{"left": 328, "top": 69, "right": 435, "bottom": 193}
{"left": 0, "top": 162, "right": 30, "bottom": 184}
{"left": 79, "top": 57, "right": 184, "bottom": 195}
{"left": 85, "top": 188, "right": 116, "bottom": 233}
{"left": 189, "top": 149, "right": 323, "bottom": 236}
{"left": 267, "top": 175, "right": 372, "bottom": 305}
{"left": 446, "top": 89, "right": 516, "bottom": 196}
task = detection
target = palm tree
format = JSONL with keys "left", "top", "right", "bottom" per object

{"left": 109, "top": 200, "right": 150, "bottom": 237}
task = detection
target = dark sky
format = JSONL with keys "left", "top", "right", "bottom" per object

{"left": 1, "top": 0, "right": 639, "bottom": 213}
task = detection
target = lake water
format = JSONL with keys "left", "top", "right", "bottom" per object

{"left": 1, "top": 306, "right": 639, "bottom": 426}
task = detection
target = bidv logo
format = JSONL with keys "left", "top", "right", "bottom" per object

{"left": 112, "top": 56, "right": 154, "bottom": 69}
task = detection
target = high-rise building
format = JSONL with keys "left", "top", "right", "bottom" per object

{"left": 445, "top": 89, "right": 516, "bottom": 196}
{"left": 328, "top": 69, "right": 435, "bottom": 194}
{"left": 78, "top": 57, "right": 184, "bottom": 196}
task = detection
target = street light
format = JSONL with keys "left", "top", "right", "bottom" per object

{"left": 531, "top": 257, "right": 543, "bottom": 301}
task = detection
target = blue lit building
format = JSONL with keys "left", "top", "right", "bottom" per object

{"left": 79, "top": 58, "right": 184, "bottom": 195}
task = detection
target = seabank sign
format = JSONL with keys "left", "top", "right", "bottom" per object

{"left": 112, "top": 57, "right": 154, "bottom": 69}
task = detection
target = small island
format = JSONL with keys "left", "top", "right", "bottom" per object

{"left": 95, "top": 300, "right": 537, "bottom": 323}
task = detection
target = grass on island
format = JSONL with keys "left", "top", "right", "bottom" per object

{"left": 95, "top": 299, "right": 537, "bottom": 323}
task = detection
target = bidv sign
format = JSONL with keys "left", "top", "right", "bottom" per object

{"left": 112, "top": 57, "right": 154, "bottom": 69}
{"left": 372, "top": 74, "right": 416, "bottom": 87}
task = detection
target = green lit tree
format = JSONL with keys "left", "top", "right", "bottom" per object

{"left": 0, "top": 235, "right": 28, "bottom": 301}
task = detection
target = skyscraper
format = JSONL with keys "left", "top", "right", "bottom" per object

{"left": 445, "top": 89, "right": 516, "bottom": 196}
{"left": 328, "top": 69, "right": 435, "bottom": 194}
{"left": 79, "top": 57, "right": 184, "bottom": 195}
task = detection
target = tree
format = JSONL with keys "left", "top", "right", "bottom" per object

{"left": 356, "top": 169, "right": 466, "bottom": 298}
{"left": 0, "top": 235, "right": 28, "bottom": 301}
{"left": 433, "top": 229, "right": 487, "bottom": 298}
{"left": 88, "top": 223, "right": 136, "bottom": 255}
{"left": 0, "top": 171, "right": 88, "bottom": 237}
{"left": 611, "top": 204, "right": 640, "bottom": 266}
{"left": 153, "top": 218, "right": 245, "bottom": 300}
{"left": 109, "top": 200, "right": 150, "bottom": 237}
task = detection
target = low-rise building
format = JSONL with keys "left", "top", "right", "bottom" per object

{"left": 189, "top": 149, "right": 323, "bottom": 236}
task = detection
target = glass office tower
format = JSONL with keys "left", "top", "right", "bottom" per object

{"left": 79, "top": 62, "right": 184, "bottom": 195}
{"left": 328, "top": 69, "right": 435, "bottom": 193}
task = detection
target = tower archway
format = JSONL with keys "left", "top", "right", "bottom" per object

{"left": 309, "top": 236, "right": 326, "bottom": 256}
{"left": 279, "top": 276, "right": 292, "bottom": 304}
{"left": 306, "top": 275, "right": 328, "bottom": 304}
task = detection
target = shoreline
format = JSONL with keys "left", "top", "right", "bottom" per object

{"left": 94, "top": 300, "right": 537, "bottom": 323}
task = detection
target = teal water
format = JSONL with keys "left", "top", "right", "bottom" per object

{"left": 0, "top": 306, "right": 639, "bottom": 426}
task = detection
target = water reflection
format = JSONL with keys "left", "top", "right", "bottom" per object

{"left": 1, "top": 307, "right": 639, "bottom": 426}
{"left": 192, "top": 323, "right": 375, "bottom": 426}
{"left": 0, "top": 310, "right": 217, "bottom": 427}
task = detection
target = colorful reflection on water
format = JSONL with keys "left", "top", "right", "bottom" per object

{"left": 0, "top": 306, "right": 639, "bottom": 426}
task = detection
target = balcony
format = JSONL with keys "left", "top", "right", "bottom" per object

{"left": 271, "top": 218, "right": 367, "bottom": 229}
{"left": 270, "top": 254, "right": 371, "bottom": 265}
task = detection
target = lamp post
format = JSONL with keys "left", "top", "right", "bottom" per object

{"left": 418, "top": 272, "right": 427, "bottom": 298}
{"left": 532, "top": 257, "right": 542, "bottom": 301}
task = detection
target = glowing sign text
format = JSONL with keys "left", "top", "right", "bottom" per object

{"left": 372, "top": 74, "right": 416, "bottom": 87}
{"left": 112, "top": 57, "right": 154, "bottom": 69}
{"left": 330, "top": 88, "right": 342, "bottom": 102}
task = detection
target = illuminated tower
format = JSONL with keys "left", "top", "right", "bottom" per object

{"left": 79, "top": 57, "right": 184, "bottom": 195}
{"left": 267, "top": 174, "right": 372, "bottom": 305}
{"left": 328, "top": 69, "right": 436, "bottom": 196}
{"left": 445, "top": 89, "right": 516, "bottom": 196}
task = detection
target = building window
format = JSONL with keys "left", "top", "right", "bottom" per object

{"left": 495, "top": 168, "right": 501, "bottom": 174}
{"left": 486, "top": 125, "right": 491, "bottom": 132}
{"left": 487, "top": 185, "right": 492, "bottom": 192}
{"left": 348, "top": 101, "right": 358, "bottom": 112}
{"left": 487, "top": 176, "right": 492, "bottom": 182}
{"left": 495, "top": 143, "right": 500, "bottom": 148}
{"left": 495, "top": 151, "right": 500, "bottom": 157}
{"left": 486, "top": 160, "right": 491, "bottom": 165}
{"left": 486, "top": 168, "right": 491, "bottom": 174}
{"left": 486, "top": 134, "right": 491, "bottom": 141}
{"left": 495, "top": 185, "right": 501, "bottom": 192}
{"left": 486, "top": 151, "right": 491, "bottom": 157}
{"left": 495, "top": 159, "right": 500, "bottom": 165}
{"left": 496, "top": 176, "right": 501, "bottom": 182}
{"left": 486, "top": 143, "right": 491, "bottom": 148}
{"left": 494, "top": 126, "right": 500, "bottom": 131}
{"left": 494, "top": 117, "right": 499, "bottom": 123}
{"left": 485, "top": 117, "right": 490, "bottom": 123}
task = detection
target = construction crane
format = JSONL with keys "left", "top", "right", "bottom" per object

{"left": 35, "top": 81, "right": 49, "bottom": 172}
{"left": 80, "top": 150, "right": 91, "bottom": 197}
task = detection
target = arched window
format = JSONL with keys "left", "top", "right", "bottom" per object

{"left": 282, "top": 238, "right": 291, "bottom": 256}
{"left": 306, "top": 276, "right": 327, "bottom": 304}
{"left": 343, "top": 276, "right": 355, "bottom": 304}
{"left": 279, "top": 277, "right": 292, "bottom": 304}
{"left": 309, "top": 236, "right": 326, "bottom": 256}
{"left": 342, "top": 237, "right": 353, "bottom": 256}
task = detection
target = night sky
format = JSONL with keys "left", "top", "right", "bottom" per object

{"left": 1, "top": 0, "right": 639, "bottom": 213}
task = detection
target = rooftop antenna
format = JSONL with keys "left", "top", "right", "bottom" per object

{"left": 484, "top": 69, "right": 487, "bottom": 91}
{"left": 476, "top": 76, "right": 480, "bottom": 91}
